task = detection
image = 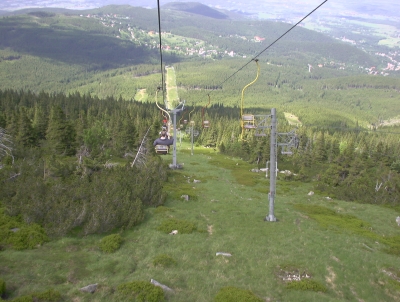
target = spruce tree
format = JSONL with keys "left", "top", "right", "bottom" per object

{"left": 16, "top": 107, "right": 36, "bottom": 147}
{"left": 32, "top": 105, "right": 48, "bottom": 141}
{"left": 46, "top": 106, "right": 76, "bottom": 156}
{"left": 313, "top": 131, "right": 327, "bottom": 163}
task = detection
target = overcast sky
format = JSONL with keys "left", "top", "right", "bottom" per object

{"left": 1, "top": 0, "right": 399, "bottom": 17}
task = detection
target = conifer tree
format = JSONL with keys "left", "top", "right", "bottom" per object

{"left": 5, "top": 111, "right": 18, "bottom": 137}
{"left": 313, "top": 131, "right": 327, "bottom": 163}
{"left": 16, "top": 107, "right": 35, "bottom": 147}
{"left": 46, "top": 106, "right": 76, "bottom": 156}
{"left": 32, "top": 105, "right": 48, "bottom": 141}
{"left": 121, "top": 117, "right": 137, "bottom": 151}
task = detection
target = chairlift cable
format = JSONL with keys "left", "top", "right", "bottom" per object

{"left": 157, "top": 0, "right": 166, "bottom": 101}
{"left": 155, "top": 88, "right": 171, "bottom": 122}
{"left": 216, "top": 0, "right": 329, "bottom": 89}
{"left": 179, "top": 109, "right": 186, "bottom": 125}
{"left": 188, "top": 104, "right": 196, "bottom": 122}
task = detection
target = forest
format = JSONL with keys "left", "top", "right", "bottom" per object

{"left": 1, "top": 89, "right": 400, "bottom": 240}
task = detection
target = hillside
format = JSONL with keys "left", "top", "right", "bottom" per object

{"left": 0, "top": 4, "right": 399, "bottom": 128}
{"left": 1, "top": 4, "right": 400, "bottom": 302}
{"left": 1, "top": 140, "right": 400, "bottom": 301}
{"left": 2, "top": 4, "right": 379, "bottom": 67}
{"left": 0, "top": 82, "right": 400, "bottom": 301}
{"left": 162, "top": 2, "right": 230, "bottom": 19}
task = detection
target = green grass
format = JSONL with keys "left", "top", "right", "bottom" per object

{"left": 1, "top": 141, "right": 400, "bottom": 301}
{"left": 166, "top": 66, "right": 179, "bottom": 109}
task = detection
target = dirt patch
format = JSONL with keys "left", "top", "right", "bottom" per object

{"left": 379, "top": 118, "right": 400, "bottom": 127}
{"left": 326, "top": 266, "right": 336, "bottom": 289}
{"left": 326, "top": 266, "right": 344, "bottom": 297}
{"left": 350, "top": 286, "right": 365, "bottom": 302}
{"left": 330, "top": 255, "right": 340, "bottom": 263}
{"left": 284, "top": 112, "right": 302, "bottom": 126}
{"left": 207, "top": 225, "right": 213, "bottom": 235}
{"left": 276, "top": 267, "right": 311, "bottom": 282}
{"left": 382, "top": 268, "right": 400, "bottom": 282}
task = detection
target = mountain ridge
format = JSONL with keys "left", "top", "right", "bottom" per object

{"left": 162, "top": 2, "right": 230, "bottom": 20}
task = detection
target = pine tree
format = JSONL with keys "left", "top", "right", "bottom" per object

{"left": 46, "top": 106, "right": 76, "bottom": 156}
{"left": 313, "top": 131, "right": 327, "bottom": 163}
{"left": 32, "top": 105, "right": 48, "bottom": 141}
{"left": 121, "top": 117, "right": 137, "bottom": 151}
{"left": 16, "top": 107, "right": 36, "bottom": 147}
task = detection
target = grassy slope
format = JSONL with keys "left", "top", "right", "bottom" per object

{"left": 1, "top": 143, "right": 400, "bottom": 301}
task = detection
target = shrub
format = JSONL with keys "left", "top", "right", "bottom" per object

{"left": 117, "top": 281, "right": 165, "bottom": 302}
{"left": 10, "top": 289, "right": 62, "bottom": 301}
{"left": 7, "top": 224, "right": 49, "bottom": 250}
{"left": 214, "top": 286, "right": 263, "bottom": 302}
{"left": 0, "top": 206, "right": 49, "bottom": 251}
{"left": 157, "top": 218, "right": 197, "bottom": 234}
{"left": 286, "top": 279, "right": 327, "bottom": 292}
{"left": 0, "top": 279, "right": 5, "bottom": 297}
{"left": 99, "top": 234, "right": 123, "bottom": 253}
{"left": 153, "top": 254, "right": 177, "bottom": 268}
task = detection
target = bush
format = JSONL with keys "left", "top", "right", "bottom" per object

{"left": 7, "top": 224, "right": 49, "bottom": 250}
{"left": 117, "top": 281, "right": 165, "bottom": 302}
{"left": 0, "top": 207, "right": 48, "bottom": 251}
{"left": 157, "top": 218, "right": 197, "bottom": 234}
{"left": 286, "top": 279, "right": 327, "bottom": 292}
{"left": 99, "top": 234, "right": 123, "bottom": 253}
{"left": 153, "top": 254, "right": 177, "bottom": 268}
{"left": 10, "top": 289, "right": 62, "bottom": 301}
{"left": 214, "top": 286, "right": 263, "bottom": 302}
{"left": 0, "top": 157, "right": 166, "bottom": 237}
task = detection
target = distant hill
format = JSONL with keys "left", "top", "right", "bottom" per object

{"left": 2, "top": 7, "right": 79, "bottom": 16}
{"left": 162, "top": 2, "right": 229, "bottom": 19}
{"left": 0, "top": 4, "right": 384, "bottom": 101}
{"left": 0, "top": 4, "right": 377, "bottom": 68}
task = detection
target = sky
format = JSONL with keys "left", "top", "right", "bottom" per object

{"left": 1, "top": 0, "right": 399, "bottom": 19}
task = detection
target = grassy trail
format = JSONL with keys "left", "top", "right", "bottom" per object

{"left": 1, "top": 142, "right": 400, "bottom": 301}
{"left": 165, "top": 66, "right": 179, "bottom": 110}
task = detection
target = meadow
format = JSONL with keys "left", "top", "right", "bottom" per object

{"left": 1, "top": 142, "right": 400, "bottom": 301}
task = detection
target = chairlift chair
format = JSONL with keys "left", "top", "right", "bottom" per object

{"left": 242, "top": 114, "right": 256, "bottom": 129}
{"left": 202, "top": 94, "right": 211, "bottom": 129}
{"left": 155, "top": 145, "right": 169, "bottom": 155}
{"left": 203, "top": 120, "right": 210, "bottom": 128}
{"left": 240, "top": 59, "right": 260, "bottom": 139}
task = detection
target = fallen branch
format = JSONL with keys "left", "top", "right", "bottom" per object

{"left": 150, "top": 279, "right": 174, "bottom": 292}
{"left": 131, "top": 127, "right": 151, "bottom": 168}
{"left": 216, "top": 252, "right": 232, "bottom": 257}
